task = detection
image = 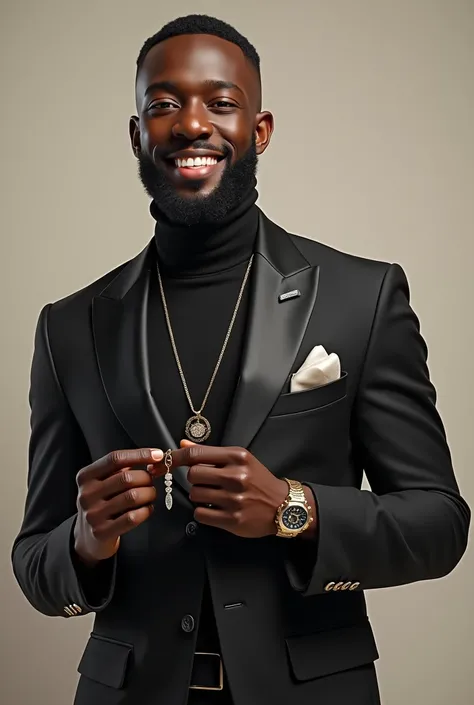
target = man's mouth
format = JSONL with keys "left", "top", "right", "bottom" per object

{"left": 165, "top": 151, "right": 227, "bottom": 182}
{"left": 174, "top": 156, "right": 220, "bottom": 168}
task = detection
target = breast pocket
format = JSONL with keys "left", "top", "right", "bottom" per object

{"left": 269, "top": 371, "right": 348, "bottom": 417}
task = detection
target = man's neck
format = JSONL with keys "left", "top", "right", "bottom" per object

{"left": 151, "top": 187, "right": 259, "bottom": 278}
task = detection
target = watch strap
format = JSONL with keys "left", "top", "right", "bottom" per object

{"left": 284, "top": 478, "right": 306, "bottom": 501}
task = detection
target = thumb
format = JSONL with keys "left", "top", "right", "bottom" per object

{"left": 180, "top": 439, "right": 197, "bottom": 448}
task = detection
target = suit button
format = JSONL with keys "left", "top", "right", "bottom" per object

{"left": 181, "top": 614, "right": 195, "bottom": 633}
{"left": 186, "top": 521, "right": 197, "bottom": 537}
{"left": 324, "top": 582, "right": 335, "bottom": 592}
{"left": 333, "top": 582, "right": 344, "bottom": 591}
{"left": 349, "top": 582, "right": 360, "bottom": 591}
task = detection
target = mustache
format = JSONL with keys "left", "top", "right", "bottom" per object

{"left": 163, "top": 141, "right": 230, "bottom": 159}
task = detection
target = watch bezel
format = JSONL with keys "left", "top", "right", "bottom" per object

{"left": 276, "top": 499, "right": 313, "bottom": 536}
{"left": 281, "top": 502, "right": 310, "bottom": 532}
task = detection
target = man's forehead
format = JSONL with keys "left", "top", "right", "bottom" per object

{"left": 136, "top": 33, "right": 257, "bottom": 98}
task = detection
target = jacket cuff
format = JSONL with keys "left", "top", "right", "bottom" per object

{"left": 288, "top": 482, "right": 365, "bottom": 596}
{"left": 48, "top": 515, "right": 117, "bottom": 616}
{"left": 283, "top": 484, "right": 321, "bottom": 593}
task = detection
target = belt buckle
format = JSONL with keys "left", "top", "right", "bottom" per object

{"left": 189, "top": 651, "right": 224, "bottom": 691}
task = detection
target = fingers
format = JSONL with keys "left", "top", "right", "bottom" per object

{"left": 189, "top": 485, "right": 229, "bottom": 508}
{"left": 193, "top": 506, "right": 229, "bottom": 529}
{"left": 78, "top": 448, "right": 164, "bottom": 484}
{"left": 105, "top": 485, "right": 157, "bottom": 519}
{"left": 93, "top": 506, "right": 155, "bottom": 543}
{"left": 146, "top": 448, "right": 177, "bottom": 477}
{"left": 146, "top": 445, "right": 214, "bottom": 477}
{"left": 100, "top": 469, "right": 153, "bottom": 500}
{"left": 170, "top": 444, "right": 247, "bottom": 471}
{"left": 187, "top": 463, "right": 222, "bottom": 487}
{"left": 185, "top": 462, "right": 251, "bottom": 494}
{"left": 77, "top": 469, "right": 154, "bottom": 514}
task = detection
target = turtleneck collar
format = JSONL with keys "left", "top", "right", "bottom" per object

{"left": 151, "top": 185, "right": 259, "bottom": 278}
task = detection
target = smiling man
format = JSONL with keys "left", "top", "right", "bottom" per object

{"left": 132, "top": 26, "right": 268, "bottom": 225}
{"left": 12, "top": 14, "right": 470, "bottom": 705}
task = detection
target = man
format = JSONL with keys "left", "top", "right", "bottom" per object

{"left": 12, "top": 14, "right": 470, "bottom": 705}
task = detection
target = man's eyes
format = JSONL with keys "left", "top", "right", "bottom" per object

{"left": 149, "top": 101, "right": 177, "bottom": 111}
{"left": 148, "top": 100, "right": 237, "bottom": 112}
{"left": 211, "top": 101, "right": 236, "bottom": 109}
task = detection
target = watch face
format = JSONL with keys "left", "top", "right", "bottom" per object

{"left": 281, "top": 504, "right": 308, "bottom": 531}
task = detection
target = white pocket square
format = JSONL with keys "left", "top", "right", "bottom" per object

{"left": 290, "top": 345, "right": 341, "bottom": 393}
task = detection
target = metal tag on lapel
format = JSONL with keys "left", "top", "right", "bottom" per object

{"left": 278, "top": 289, "right": 301, "bottom": 303}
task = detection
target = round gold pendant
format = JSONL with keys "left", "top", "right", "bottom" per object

{"left": 185, "top": 415, "right": 211, "bottom": 443}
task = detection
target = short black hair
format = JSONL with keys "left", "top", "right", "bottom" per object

{"left": 136, "top": 14, "right": 261, "bottom": 78}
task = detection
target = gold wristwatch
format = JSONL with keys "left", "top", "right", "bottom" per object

{"left": 275, "top": 478, "right": 313, "bottom": 538}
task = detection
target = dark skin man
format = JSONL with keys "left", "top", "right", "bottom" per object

{"left": 73, "top": 33, "right": 317, "bottom": 569}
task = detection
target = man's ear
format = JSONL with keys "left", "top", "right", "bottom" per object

{"left": 129, "top": 116, "right": 141, "bottom": 158}
{"left": 255, "top": 111, "right": 274, "bottom": 156}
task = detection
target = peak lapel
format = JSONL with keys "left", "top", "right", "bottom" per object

{"left": 92, "top": 240, "right": 191, "bottom": 497}
{"left": 221, "top": 212, "right": 320, "bottom": 449}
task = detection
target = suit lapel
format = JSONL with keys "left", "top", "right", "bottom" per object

{"left": 221, "top": 212, "right": 320, "bottom": 449}
{"left": 92, "top": 241, "right": 192, "bottom": 497}
{"left": 93, "top": 212, "right": 319, "bottom": 485}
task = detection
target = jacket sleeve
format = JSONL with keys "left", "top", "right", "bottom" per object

{"left": 11, "top": 304, "right": 116, "bottom": 617}
{"left": 285, "top": 263, "right": 470, "bottom": 596}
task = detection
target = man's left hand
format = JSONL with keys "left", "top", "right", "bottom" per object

{"left": 152, "top": 441, "right": 289, "bottom": 538}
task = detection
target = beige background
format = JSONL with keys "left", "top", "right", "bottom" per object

{"left": 1, "top": 1, "right": 473, "bottom": 703}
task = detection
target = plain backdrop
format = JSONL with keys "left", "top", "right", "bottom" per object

{"left": 1, "top": 1, "right": 473, "bottom": 703}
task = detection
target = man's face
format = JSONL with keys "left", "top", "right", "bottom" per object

{"left": 130, "top": 33, "right": 273, "bottom": 224}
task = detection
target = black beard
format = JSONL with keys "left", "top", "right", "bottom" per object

{"left": 137, "top": 138, "right": 258, "bottom": 226}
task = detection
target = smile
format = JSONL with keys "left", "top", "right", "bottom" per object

{"left": 166, "top": 152, "right": 226, "bottom": 182}
{"left": 174, "top": 156, "right": 219, "bottom": 168}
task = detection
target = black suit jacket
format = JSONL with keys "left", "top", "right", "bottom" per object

{"left": 12, "top": 212, "right": 470, "bottom": 705}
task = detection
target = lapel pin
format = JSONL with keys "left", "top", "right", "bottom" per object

{"left": 278, "top": 289, "right": 301, "bottom": 303}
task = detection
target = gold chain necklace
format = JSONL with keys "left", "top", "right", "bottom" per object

{"left": 156, "top": 253, "right": 254, "bottom": 442}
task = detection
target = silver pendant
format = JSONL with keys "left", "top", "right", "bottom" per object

{"left": 165, "top": 485, "right": 173, "bottom": 510}
{"left": 185, "top": 415, "right": 211, "bottom": 443}
{"left": 164, "top": 450, "right": 173, "bottom": 510}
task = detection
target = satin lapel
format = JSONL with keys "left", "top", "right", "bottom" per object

{"left": 221, "top": 212, "right": 319, "bottom": 449}
{"left": 92, "top": 240, "right": 191, "bottom": 497}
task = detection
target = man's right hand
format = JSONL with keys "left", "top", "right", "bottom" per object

{"left": 73, "top": 448, "right": 165, "bottom": 567}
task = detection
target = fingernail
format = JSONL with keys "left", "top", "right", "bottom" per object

{"left": 151, "top": 449, "right": 163, "bottom": 461}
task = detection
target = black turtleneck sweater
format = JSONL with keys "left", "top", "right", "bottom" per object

{"left": 147, "top": 188, "right": 259, "bottom": 698}
{"left": 148, "top": 187, "right": 258, "bottom": 449}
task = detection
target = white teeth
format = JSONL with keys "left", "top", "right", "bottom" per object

{"left": 175, "top": 157, "right": 218, "bottom": 168}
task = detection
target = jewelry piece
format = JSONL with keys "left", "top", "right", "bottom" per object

{"left": 164, "top": 449, "right": 173, "bottom": 510}
{"left": 156, "top": 253, "right": 254, "bottom": 442}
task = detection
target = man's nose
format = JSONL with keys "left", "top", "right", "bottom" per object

{"left": 171, "top": 100, "right": 213, "bottom": 141}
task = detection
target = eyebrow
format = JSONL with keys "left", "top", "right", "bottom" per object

{"left": 144, "top": 79, "right": 244, "bottom": 97}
